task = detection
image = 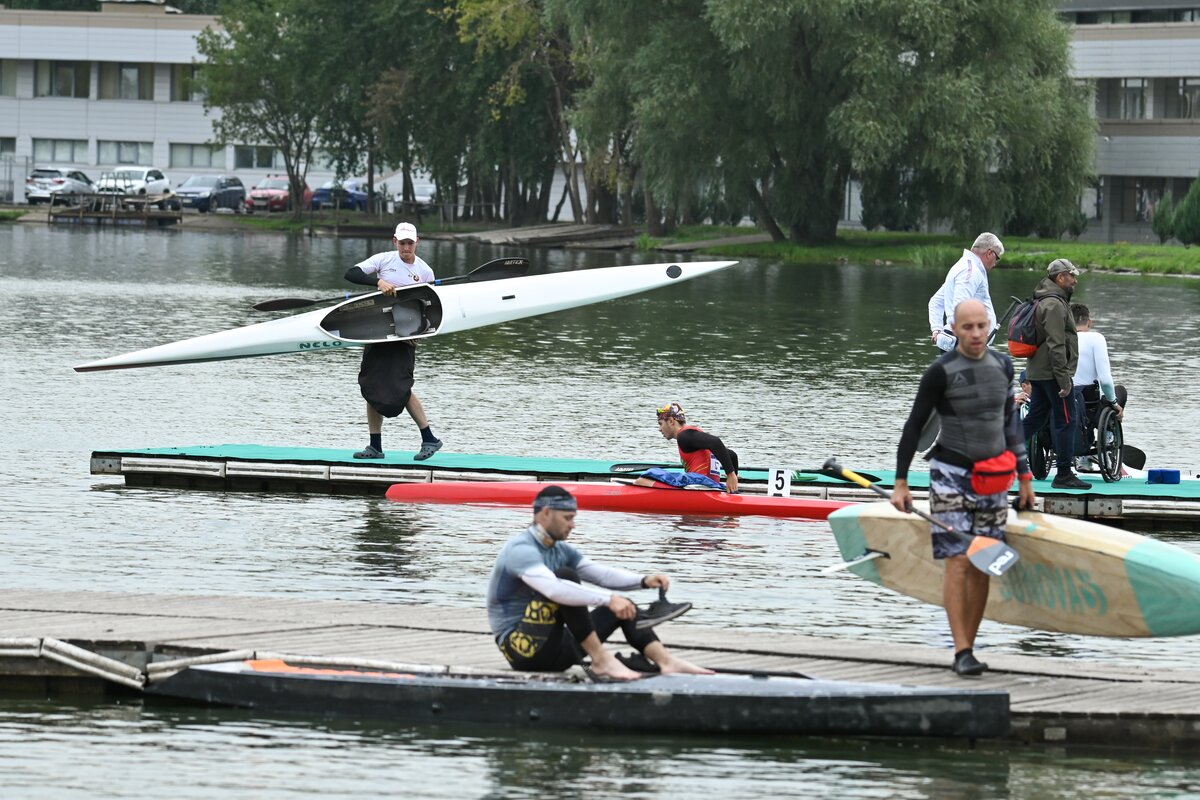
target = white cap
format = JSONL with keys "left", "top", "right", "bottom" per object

{"left": 394, "top": 222, "right": 418, "bottom": 241}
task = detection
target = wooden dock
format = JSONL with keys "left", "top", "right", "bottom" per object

{"left": 89, "top": 446, "right": 1200, "bottom": 530}
{"left": 1, "top": 589, "right": 1197, "bottom": 749}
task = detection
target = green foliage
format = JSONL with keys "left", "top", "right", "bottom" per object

{"left": 195, "top": 0, "right": 330, "bottom": 219}
{"left": 1152, "top": 191, "right": 1177, "bottom": 245}
{"left": 1173, "top": 180, "right": 1200, "bottom": 247}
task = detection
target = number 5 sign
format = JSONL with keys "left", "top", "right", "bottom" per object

{"left": 767, "top": 467, "right": 791, "bottom": 497}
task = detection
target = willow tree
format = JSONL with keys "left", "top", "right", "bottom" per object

{"left": 576, "top": 0, "right": 1093, "bottom": 242}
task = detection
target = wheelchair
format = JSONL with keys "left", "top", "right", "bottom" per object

{"left": 1028, "top": 383, "right": 1124, "bottom": 483}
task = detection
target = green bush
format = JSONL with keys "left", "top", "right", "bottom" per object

{"left": 1173, "top": 180, "right": 1200, "bottom": 247}
{"left": 1151, "top": 191, "right": 1176, "bottom": 244}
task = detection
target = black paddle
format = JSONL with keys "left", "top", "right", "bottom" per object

{"left": 822, "top": 458, "right": 1021, "bottom": 577}
{"left": 1122, "top": 444, "right": 1147, "bottom": 471}
{"left": 252, "top": 257, "right": 531, "bottom": 311}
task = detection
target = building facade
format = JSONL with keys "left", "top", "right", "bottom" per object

{"left": 0, "top": 2, "right": 341, "bottom": 203}
{"left": 1063, "top": 0, "right": 1200, "bottom": 241}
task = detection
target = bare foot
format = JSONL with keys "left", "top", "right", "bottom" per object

{"left": 588, "top": 654, "right": 643, "bottom": 681}
{"left": 655, "top": 655, "right": 715, "bottom": 675}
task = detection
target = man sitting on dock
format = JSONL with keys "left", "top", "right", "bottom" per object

{"left": 344, "top": 221, "right": 443, "bottom": 461}
{"left": 487, "top": 485, "right": 713, "bottom": 681}
{"left": 635, "top": 403, "right": 740, "bottom": 493}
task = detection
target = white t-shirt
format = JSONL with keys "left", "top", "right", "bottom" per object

{"left": 355, "top": 251, "right": 434, "bottom": 285}
{"left": 1074, "top": 329, "right": 1117, "bottom": 401}
{"left": 928, "top": 249, "right": 997, "bottom": 342}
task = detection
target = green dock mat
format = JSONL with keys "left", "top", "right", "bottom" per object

{"left": 93, "top": 444, "right": 1200, "bottom": 499}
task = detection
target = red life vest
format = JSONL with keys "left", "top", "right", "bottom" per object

{"left": 678, "top": 425, "right": 722, "bottom": 481}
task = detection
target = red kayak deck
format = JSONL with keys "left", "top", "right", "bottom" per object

{"left": 385, "top": 481, "right": 850, "bottom": 519}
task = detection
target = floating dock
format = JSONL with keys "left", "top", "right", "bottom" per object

{"left": 1, "top": 590, "right": 1197, "bottom": 748}
{"left": 90, "top": 445, "right": 1200, "bottom": 529}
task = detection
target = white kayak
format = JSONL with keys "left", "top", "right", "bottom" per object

{"left": 74, "top": 260, "right": 736, "bottom": 372}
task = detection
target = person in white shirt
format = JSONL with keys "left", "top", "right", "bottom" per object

{"left": 343, "top": 221, "right": 443, "bottom": 461}
{"left": 1071, "top": 303, "right": 1126, "bottom": 471}
{"left": 928, "top": 232, "right": 1004, "bottom": 351}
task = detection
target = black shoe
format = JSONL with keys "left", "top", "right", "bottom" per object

{"left": 616, "top": 652, "right": 661, "bottom": 674}
{"left": 414, "top": 439, "right": 443, "bottom": 461}
{"left": 952, "top": 649, "right": 987, "bottom": 677}
{"left": 353, "top": 445, "right": 384, "bottom": 459}
{"left": 635, "top": 588, "right": 693, "bottom": 630}
{"left": 1051, "top": 472, "right": 1090, "bottom": 490}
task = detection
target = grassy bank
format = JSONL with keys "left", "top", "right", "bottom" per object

{"left": 0, "top": 210, "right": 26, "bottom": 222}
{"left": 644, "top": 227, "right": 1199, "bottom": 276}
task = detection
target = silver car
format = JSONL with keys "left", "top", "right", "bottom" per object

{"left": 25, "top": 166, "right": 96, "bottom": 205}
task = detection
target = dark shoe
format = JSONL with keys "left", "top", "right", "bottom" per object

{"left": 353, "top": 445, "right": 384, "bottom": 459}
{"left": 616, "top": 652, "right": 661, "bottom": 674}
{"left": 1051, "top": 472, "right": 1091, "bottom": 490}
{"left": 414, "top": 439, "right": 443, "bottom": 461}
{"left": 952, "top": 649, "right": 987, "bottom": 677}
{"left": 635, "top": 588, "right": 693, "bottom": 630}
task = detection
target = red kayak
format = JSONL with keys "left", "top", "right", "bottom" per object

{"left": 385, "top": 481, "right": 850, "bottom": 520}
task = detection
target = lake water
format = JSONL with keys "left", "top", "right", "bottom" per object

{"left": 2, "top": 222, "right": 1200, "bottom": 797}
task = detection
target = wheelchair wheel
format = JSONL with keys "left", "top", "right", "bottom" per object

{"left": 1095, "top": 406, "right": 1124, "bottom": 482}
{"left": 1029, "top": 429, "right": 1053, "bottom": 481}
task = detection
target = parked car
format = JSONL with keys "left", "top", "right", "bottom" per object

{"left": 175, "top": 174, "right": 246, "bottom": 213}
{"left": 95, "top": 167, "right": 172, "bottom": 196}
{"left": 25, "top": 166, "right": 96, "bottom": 205}
{"left": 245, "top": 175, "right": 312, "bottom": 213}
{"left": 312, "top": 177, "right": 370, "bottom": 211}
{"left": 393, "top": 180, "right": 437, "bottom": 213}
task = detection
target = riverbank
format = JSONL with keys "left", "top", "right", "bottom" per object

{"left": 4, "top": 207, "right": 1193, "bottom": 275}
{"left": 642, "top": 225, "right": 1200, "bottom": 276}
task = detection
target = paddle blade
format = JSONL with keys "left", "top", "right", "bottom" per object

{"left": 435, "top": 257, "right": 530, "bottom": 285}
{"left": 966, "top": 535, "right": 1020, "bottom": 576}
{"left": 252, "top": 297, "right": 322, "bottom": 312}
{"left": 1122, "top": 445, "right": 1147, "bottom": 470}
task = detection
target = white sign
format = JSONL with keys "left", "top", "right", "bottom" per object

{"left": 767, "top": 468, "right": 791, "bottom": 498}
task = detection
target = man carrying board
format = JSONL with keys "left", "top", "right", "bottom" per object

{"left": 892, "top": 299, "right": 1036, "bottom": 676}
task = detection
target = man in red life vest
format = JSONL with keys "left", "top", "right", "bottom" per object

{"left": 634, "top": 403, "right": 740, "bottom": 493}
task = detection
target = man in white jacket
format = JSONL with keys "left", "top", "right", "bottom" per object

{"left": 928, "top": 232, "right": 1004, "bottom": 351}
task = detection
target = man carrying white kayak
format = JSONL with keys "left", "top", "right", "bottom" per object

{"left": 893, "top": 299, "right": 1036, "bottom": 677}
{"left": 344, "top": 221, "right": 443, "bottom": 461}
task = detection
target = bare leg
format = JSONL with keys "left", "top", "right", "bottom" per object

{"left": 366, "top": 402, "right": 383, "bottom": 435}
{"left": 406, "top": 393, "right": 429, "bottom": 428}
{"left": 578, "top": 633, "right": 641, "bottom": 680}
{"left": 642, "top": 641, "right": 714, "bottom": 675}
{"left": 633, "top": 477, "right": 656, "bottom": 487}
{"left": 942, "top": 555, "right": 985, "bottom": 653}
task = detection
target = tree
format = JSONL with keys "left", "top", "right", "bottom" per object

{"left": 194, "top": 0, "right": 330, "bottom": 220}
{"left": 1172, "top": 179, "right": 1200, "bottom": 247}
{"left": 1152, "top": 190, "right": 1176, "bottom": 244}
{"left": 573, "top": 0, "right": 1093, "bottom": 243}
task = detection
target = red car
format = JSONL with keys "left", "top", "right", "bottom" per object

{"left": 245, "top": 175, "right": 313, "bottom": 213}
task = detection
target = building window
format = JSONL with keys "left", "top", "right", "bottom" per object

{"left": 170, "top": 64, "right": 204, "bottom": 102}
{"left": 235, "top": 145, "right": 283, "bottom": 169}
{"left": 32, "top": 138, "right": 88, "bottom": 162}
{"left": 1, "top": 137, "right": 15, "bottom": 156}
{"left": 1171, "top": 78, "right": 1200, "bottom": 119}
{"left": 98, "top": 63, "right": 154, "bottom": 100}
{"left": 0, "top": 59, "right": 16, "bottom": 96}
{"left": 1119, "top": 79, "right": 1148, "bottom": 119}
{"left": 170, "top": 143, "right": 225, "bottom": 168}
{"left": 98, "top": 140, "right": 153, "bottom": 165}
{"left": 35, "top": 61, "right": 91, "bottom": 99}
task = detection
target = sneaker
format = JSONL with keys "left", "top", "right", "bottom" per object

{"left": 353, "top": 445, "right": 384, "bottom": 459}
{"left": 414, "top": 439, "right": 443, "bottom": 461}
{"left": 1051, "top": 472, "right": 1091, "bottom": 490}
{"left": 635, "top": 589, "right": 693, "bottom": 630}
{"left": 952, "top": 649, "right": 987, "bottom": 677}
{"left": 1075, "top": 456, "right": 1095, "bottom": 473}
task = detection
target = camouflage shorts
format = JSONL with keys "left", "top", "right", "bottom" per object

{"left": 927, "top": 459, "right": 1008, "bottom": 559}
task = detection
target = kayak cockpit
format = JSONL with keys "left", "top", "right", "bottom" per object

{"left": 320, "top": 286, "right": 444, "bottom": 343}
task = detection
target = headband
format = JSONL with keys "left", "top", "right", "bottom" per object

{"left": 533, "top": 493, "right": 577, "bottom": 512}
